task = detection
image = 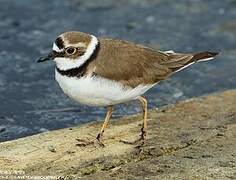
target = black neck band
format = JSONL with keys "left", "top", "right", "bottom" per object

{"left": 56, "top": 41, "right": 100, "bottom": 78}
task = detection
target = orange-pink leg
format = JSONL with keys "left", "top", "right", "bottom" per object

{"left": 96, "top": 105, "right": 114, "bottom": 146}
{"left": 138, "top": 96, "right": 148, "bottom": 140}
{"left": 120, "top": 96, "right": 148, "bottom": 144}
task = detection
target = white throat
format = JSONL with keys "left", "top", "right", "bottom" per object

{"left": 54, "top": 35, "right": 98, "bottom": 70}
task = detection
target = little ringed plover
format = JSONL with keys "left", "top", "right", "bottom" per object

{"left": 38, "top": 31, "right": 218, "bottom": 146}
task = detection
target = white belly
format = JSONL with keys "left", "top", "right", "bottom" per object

{"left": 55, "top": 70, "right": 154, "bottom": 106}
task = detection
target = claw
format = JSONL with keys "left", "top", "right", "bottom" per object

{"left": 96, "top": 133, "right": 105, "bottom": 147}
{"left": 120, "top": 130, "right": 147, "bottom": 145}
{"left": 76, "top": 135, "right": 105, "bottom": 148}
{"left": 76, "top": 138, "right": 94, "bottom": 147}
{"left": 140, "top": 128, "right": 147, "bottom": 140}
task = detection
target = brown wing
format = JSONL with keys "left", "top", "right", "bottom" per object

{"left": 90, "top": 38, "right": 217, "bottom": 87}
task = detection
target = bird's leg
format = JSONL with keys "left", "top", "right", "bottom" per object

{"left": 139, "top": 96, "right": 148, "bottom": 141}
{"left": 96, "top": 105, "right": 114, "bottom": 146}
{"left": 76, "top": 105, "right": 113, "bottom": 147}
{"left": 120, "top": 96, "right": 148, "bottom": 145}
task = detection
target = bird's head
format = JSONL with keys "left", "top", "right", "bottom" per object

{"left": 37, "top": 31, "right": 98, "bottom": 70}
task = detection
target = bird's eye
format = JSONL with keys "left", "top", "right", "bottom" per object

{"left": 65, "top": 47, "right": 76, "bottom": 55}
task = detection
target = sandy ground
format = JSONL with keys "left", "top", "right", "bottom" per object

{"left": 0, "top": 90, "right": 236, "bottom": 179}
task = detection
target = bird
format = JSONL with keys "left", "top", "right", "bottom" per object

{"left": 37, "top": 31, "right": 218, "bottom": 147}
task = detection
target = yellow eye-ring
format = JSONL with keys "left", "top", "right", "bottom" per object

{"left": 65, "top": 47, "right": 77, "bottom": 55}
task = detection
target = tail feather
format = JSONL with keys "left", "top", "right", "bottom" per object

{"left": 192, "top": 51, "right": 219, "bottom": 62}
{"left": 165, "top": 51, "right": 219, "bottom": 73}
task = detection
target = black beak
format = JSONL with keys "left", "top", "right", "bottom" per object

{"left": 37, "top": 51, "right": 55, "bottom": 63}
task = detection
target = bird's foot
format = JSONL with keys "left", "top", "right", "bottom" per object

{"left": 120, "top": 129, "right": 147, "bottom": 145}
{"left": 76, "top": 133, "right": 105, "bottom": 148}
{"left": 96, "top": 133, "right": 105, "bottom": 147}
{"left": 76, "top": 138, "right": 95, "bottom": 147}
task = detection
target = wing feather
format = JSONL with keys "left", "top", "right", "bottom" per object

{"left": 89, "top": 38, "right": 216, "bottom": 87}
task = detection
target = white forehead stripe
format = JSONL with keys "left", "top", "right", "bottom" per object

{"left": 54, "top": 35, "right": 98, "bottom": 70}
{"left": 53, "top": 43, "right": 63, "bottom": 52}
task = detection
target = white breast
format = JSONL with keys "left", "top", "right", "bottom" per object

{"left": 55, "top": 70, "right": 154, "bottom": 106}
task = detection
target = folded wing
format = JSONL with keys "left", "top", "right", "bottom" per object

{"left": 92, "top": 38, "right": 218, "bottom": 88}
